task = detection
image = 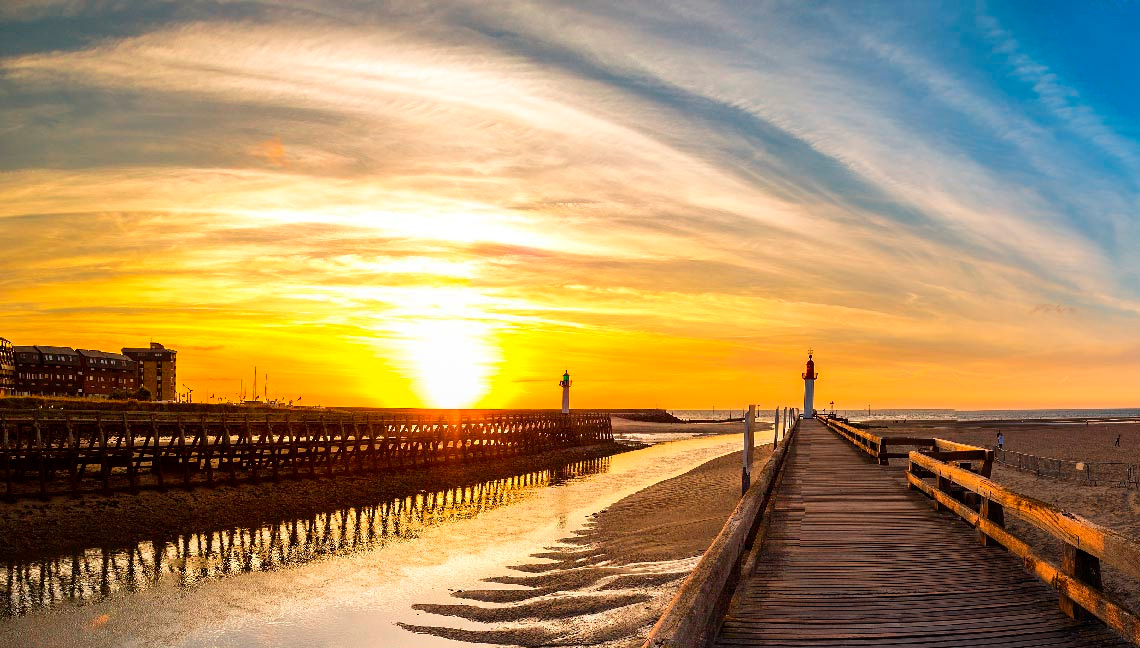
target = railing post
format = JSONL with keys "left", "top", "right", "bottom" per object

{"left": 1059, "top": 543, "right": 1102, "bottom": 620}
{"left": 977, "top": 496, "right": 1004, "bottom": 547}
{"left": 934, "top": 471, "right": 951, "bottom": 512}
{"left": 772, "top": 408, "right": 779, "bottom": 447}
{"left": 742, "top": 405, "right": 755, "bottom": 495}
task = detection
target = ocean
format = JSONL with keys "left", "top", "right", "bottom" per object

{"left": 670, "top": 408, "right": 1140, "bottom": 423}
{"left": 668, "top": 409, "right": 749, "bottom": 421}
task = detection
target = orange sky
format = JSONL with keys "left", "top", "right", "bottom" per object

{"left": 3, "top": 4, "right": 1140, "bottom": 411}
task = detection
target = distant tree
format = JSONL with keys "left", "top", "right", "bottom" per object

{"left": 108, "top": 388, "right": 132, "bottom": 400}
{"left": 133, "top": 386, "right": 152, "bottom": 401}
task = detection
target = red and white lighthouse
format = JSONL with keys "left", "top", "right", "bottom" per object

{"left": 802, "top": 351, "right": 818, "bottom": 418}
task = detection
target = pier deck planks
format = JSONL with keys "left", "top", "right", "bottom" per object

{"left": 713, "top": 419, "right": 1129, "bottom": 647}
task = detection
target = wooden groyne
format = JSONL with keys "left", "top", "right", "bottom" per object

{"left": 0, "top": 410, "right": 613, "bottom": 500}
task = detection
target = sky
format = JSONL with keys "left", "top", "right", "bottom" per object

{"left": 2, "top": 1, "right": 1139, "bottom": 410}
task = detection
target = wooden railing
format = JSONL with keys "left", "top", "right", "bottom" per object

{"left": 821, "top": 416, "right": 1140, "bottom": 640}
{"left": 0, "top": 410, "right": 613, "bottom": 500}
{"left": 908, "top": 446, "right": 1140, "bottom": 642}
{"left": 643, "top": 416, "right": 799, "bottom": 648}
{"left": 817, "top": 416, "right": 975, "bottom": 468}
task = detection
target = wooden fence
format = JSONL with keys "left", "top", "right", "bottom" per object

{"left": 820, "top": 417, "right": 1140, "bottom": 642}
{"left": 0, "top": 410, "right": 613, "bottom": 500}
{"left": 997, "top": 448, "right": 1140, "bottom": 488}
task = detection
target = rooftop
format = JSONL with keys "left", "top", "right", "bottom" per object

{"left": 76, "top": 349, "right": 133, "bottom": 362}
{"left": 34, "top": 346, "right": 79, "bottom": 356}
{"left": 122, "top": 345, "right": 176, "bottom": 356}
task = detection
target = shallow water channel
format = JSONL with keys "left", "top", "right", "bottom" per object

{"left": 2, "top": 433, "right": 746, "bottom": 648}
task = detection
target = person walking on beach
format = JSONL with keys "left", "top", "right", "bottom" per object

{"left": 1116, "top": 434, "right": 1122, "bottom": 448}
{"left": 997, "top": 431, "right": 1004, "bottom": 451}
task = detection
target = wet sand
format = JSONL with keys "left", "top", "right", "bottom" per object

{"left": 402, "top": 444, "right": 772, "bottom": 647}
{"left": 0, "top": 442, "right": 632, "bottom": 561}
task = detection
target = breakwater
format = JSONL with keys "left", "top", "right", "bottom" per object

{"left": 0, "top": 410, "right": 612, "bottom": 500}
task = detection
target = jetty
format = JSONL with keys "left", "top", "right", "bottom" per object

{"left": 645, "top": 416, "right": 1140, "bottom": 647}
{"left": 0, "top": 410, "right": 612, "bottom": 500}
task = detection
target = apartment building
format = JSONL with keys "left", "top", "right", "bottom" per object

{"left": 13, "top": 346, "right": 83, "bottom": 397}
{"left": 121, "top": 342, "right": 177, "bottom": 402}
{"left": 76, "top": 349, "right": 138, "bottom": 397}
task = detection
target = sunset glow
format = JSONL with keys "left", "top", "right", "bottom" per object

{"left": 3, "top": 2, "right": 1140, "bottom": 409}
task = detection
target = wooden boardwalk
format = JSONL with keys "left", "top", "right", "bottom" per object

{"left": 714, "top": 419, "right": 1129, "bottom": 647}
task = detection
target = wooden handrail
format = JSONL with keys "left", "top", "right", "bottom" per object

{"left": 643, "top": 418, "right": 799, "bottom": 648}
{"left": 909, "top": 449, "right": 1140, "bottom": 641}
{"left": 818, "top": 417, "right": 949, "bottom": 466}
{"left": 933, "top": 438, "right": 983, "bottom": 452}
{"left": 818, "top": 417, "right": 883, "bottom": 462}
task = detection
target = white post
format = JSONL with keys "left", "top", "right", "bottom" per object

{"left": 743, "top": 404, "right": 755, "bottom": 495}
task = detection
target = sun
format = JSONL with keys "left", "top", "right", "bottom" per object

{"left": 398, "top": 318, "right": 500, "bottom": 408}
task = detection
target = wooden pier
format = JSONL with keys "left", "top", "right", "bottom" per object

{"left": 646, "top": 418, "right": 1140, "bottom": 647}
{"left": 0, "top": 410, "right": 612, "bottom": 500}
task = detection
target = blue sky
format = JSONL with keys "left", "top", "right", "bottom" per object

{"left": 1, "top": 1, "right": 1139, "bottom": 407}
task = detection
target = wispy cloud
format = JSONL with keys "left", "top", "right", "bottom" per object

{"left": 2, "top": 1, "right": 1139, "bottom": 407}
